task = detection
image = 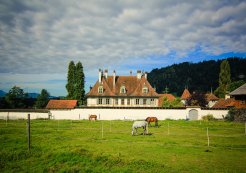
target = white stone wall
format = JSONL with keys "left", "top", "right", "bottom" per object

{"left": 0, "top": 108, "right": 229, "bottom": 120}
{"left": 0, "top": 112, "right": 48, "bottom": 120}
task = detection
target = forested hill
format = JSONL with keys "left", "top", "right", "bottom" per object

{"left": 148, "top": 57, "right": 246, "bottom": 96}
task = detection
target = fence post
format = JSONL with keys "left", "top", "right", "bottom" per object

{"left": 27, "top": 114, "right": 31, "bottom": 151}
{"left": 101, "top": 121, "right": 104, "bottom": 139}
{"left": 245, "top": 122, "right": 246, "bottom": 136}
{"left": 110, "top": 121, "right": 111, "bottom": 132}
{"left": 6, "top": 112, "right": 9, "bottom": 126}
{"left": 168, "top": 122, "right": 170, "bottom": 135}
{"left": 207, "top": 127, "right": 209, "bottom": 147}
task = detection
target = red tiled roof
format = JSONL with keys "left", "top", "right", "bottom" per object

{"left": 206, "top": 93, "right": 219, "bottom": 101}
{"left": 46, "top": 100, "right": 77, "bottom": 109}
{"left": 181, "top": 89, "right": 191, "bottom": 100}
{"left": 158, "top": 94, "right": 176, "bottom": 106}
{"left": 86, "top": 75, "right": 159, "bottom": 97}
{"left": 212, "top": 98, "right": 246, "bottom": 109}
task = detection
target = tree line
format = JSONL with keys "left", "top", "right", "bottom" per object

{"left": 159, "top": 58, "right": 245, "bottom": 108}
{"left": 0, "top": 86, "right": 50, "bottom": 109}
{"left": 148, "top": 57, "right": 246, "bottom": 97}
{"left": 0, "top": 61, "right": 86, "bottom": 109}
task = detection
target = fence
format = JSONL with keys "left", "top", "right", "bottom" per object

{"left": 1, "top": 119, "right": 245, "bottom": 152}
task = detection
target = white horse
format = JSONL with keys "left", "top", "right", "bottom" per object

{"left": 132, "top": 121, "right": 148, "bottom": 135}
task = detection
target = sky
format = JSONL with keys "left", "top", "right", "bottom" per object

{"left": 0, "top": 0, "right": 246, "bottom": 96}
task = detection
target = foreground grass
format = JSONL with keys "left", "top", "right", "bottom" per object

{"left": 0, "top": 119, "right": 246, "bottom": 172}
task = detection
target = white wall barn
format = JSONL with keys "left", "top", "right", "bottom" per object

{"left": 0, "top": 107, "right": 228, "bottom": 120}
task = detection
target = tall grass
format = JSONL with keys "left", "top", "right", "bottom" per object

{"left": 0, "top": 120, "right": 245, "bottom": 172}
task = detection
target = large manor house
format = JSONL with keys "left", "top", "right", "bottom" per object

{"left": 86, "top": 69, "right": 159, "bottom": 107}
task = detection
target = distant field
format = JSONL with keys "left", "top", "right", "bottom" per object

{"left": 0, "top": 119, "right": 246, "bottom": 172}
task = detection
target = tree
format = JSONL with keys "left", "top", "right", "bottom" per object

{"left": 162, "top": 97, "right": 183, "bottom": 108}
{"left": 187, "top": 92, "right": 208, "bottom": 107}
{"left": 215, "top": 60, "right": 231, "bottom": 98}
{"left": 66, "top": 61, "right": 76, "bottom": 99}
{"left": 228, "top": 80, "right": 245, "bottom": 92}
{"left": 5, "top": 86, "right": 27, "bottom": 108}
{"left": 75, "top": 61, "right": 85, "bottom": 105}
{"left": 35, "top": 89, "right": 50, "bottom": 108}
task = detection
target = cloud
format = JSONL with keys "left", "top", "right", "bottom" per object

{"left": 0, "top": 0, "right": 245, "bottom": 95}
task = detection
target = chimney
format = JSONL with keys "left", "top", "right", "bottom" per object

{"left": 104, "top": 69, "right": 108, "bottom": 79}
{"left": 113, "top": 70, "right": 116, "bottom": 87}
{"left": 98, "top": 69, "right": 102, "bottom": 83}
{"left": 137, "top": 70, "right": 142, "bottom": 79}
{"left": 144, "top": 72, "right": 147, "bottom": 79}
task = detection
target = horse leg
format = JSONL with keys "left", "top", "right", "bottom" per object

{"left": 132, "top": 127, "right": 135, "bottom": 136}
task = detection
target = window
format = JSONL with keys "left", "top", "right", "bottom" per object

{"left": 115, "top": 99, "right": 118, "bottom": 105}
{"left": 106, "top": 98, "right": 110, "bottom": 105}
{"left": 150, "top": 99, "right": 155, "bottom": 105}
{"left": 120, "top": 86, "right": 126, "bottom": 94}
{"left": 121, "top": 99, "right": 125, "bottom": 105}
{"left": 143, "top": 99, "right": 147, "bottom": 105}
{"left": 142, "top": 87, "right": 148, "bottom": 94}
{"left": 98, "top": 86, "right": 103, "bottom": 93}
{"left": 127, "top": 98, "right": 130, "bottom": 105}
{"left": 98, "top": 98, "right": 102, "bottom": 105}
{"left": 136, "top": 99, "right": 140, "bottom": 105}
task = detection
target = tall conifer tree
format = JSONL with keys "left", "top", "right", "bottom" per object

{"left": 66, "top": 61, "right": 76, "bottom": 99}
{"left": 75, "top": 61, "right": 85, "bottom": 105}
{"left": 215, "top": 60, "right": 231, "bottom": 98}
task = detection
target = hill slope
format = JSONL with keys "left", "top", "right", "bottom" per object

{"left": 148, "top": 57, "right": 246, "bottom": 96}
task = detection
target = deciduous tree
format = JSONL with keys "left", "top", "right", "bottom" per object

{"left": 35, "top": 89, "right": 50, "bottom": 108}
{"left": 5, "top": 86, "right": 27, "bottom": 108}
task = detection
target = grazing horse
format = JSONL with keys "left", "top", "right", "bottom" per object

{"left": 89, "top": 114, "right": 97, "bottom": 121}
{"left": 145, "top": 117, "right": 158, "bottom": 127}
{"left": 132, "top": 121, "right": 148, "bottom": 135}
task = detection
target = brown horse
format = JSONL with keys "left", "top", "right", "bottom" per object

{"left": 89, "top": 114, "right": 97, "bottom": 121}
{"left": 145, "top": 117, "right": 158, "bottom": 127}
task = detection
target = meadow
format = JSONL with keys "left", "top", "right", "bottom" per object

{"left": 0, "top": 119, "right": 246, "bottom": 173}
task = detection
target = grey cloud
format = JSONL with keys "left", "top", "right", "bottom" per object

{"left": 0, "top": 0, "right": 245, "bottom": 75}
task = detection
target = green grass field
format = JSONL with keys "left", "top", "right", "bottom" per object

{"left": 0, "top": 119, "right": 246, "bottom": 173}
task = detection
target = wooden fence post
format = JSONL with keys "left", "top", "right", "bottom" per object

{"left": 168, "top": 122, "right": 170, "bottom": 135}
{"left": 101, "top": 121, "right": 104, "bottom": 139}
{"left": 27, "top": 114, "right": 31, "bottom": 151}
{"left": 207, "top": 127, "right": 210, "bottom": 147}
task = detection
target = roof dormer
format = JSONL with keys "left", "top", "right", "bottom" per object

{"left": 98, "top": 85, "right": 103, "bottom": 94}
{"left": 120, "top": 85, "right": 126, "bottom": 94}
{"left": 142, "top": 84, "right": 148, "bottom": 94}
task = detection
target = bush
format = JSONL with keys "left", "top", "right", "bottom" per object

{"left": 202, "top": 114, "right": 215, "bottom": 121}
{"left": 226, "top": 108, "right": 246, "bottom": 122}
